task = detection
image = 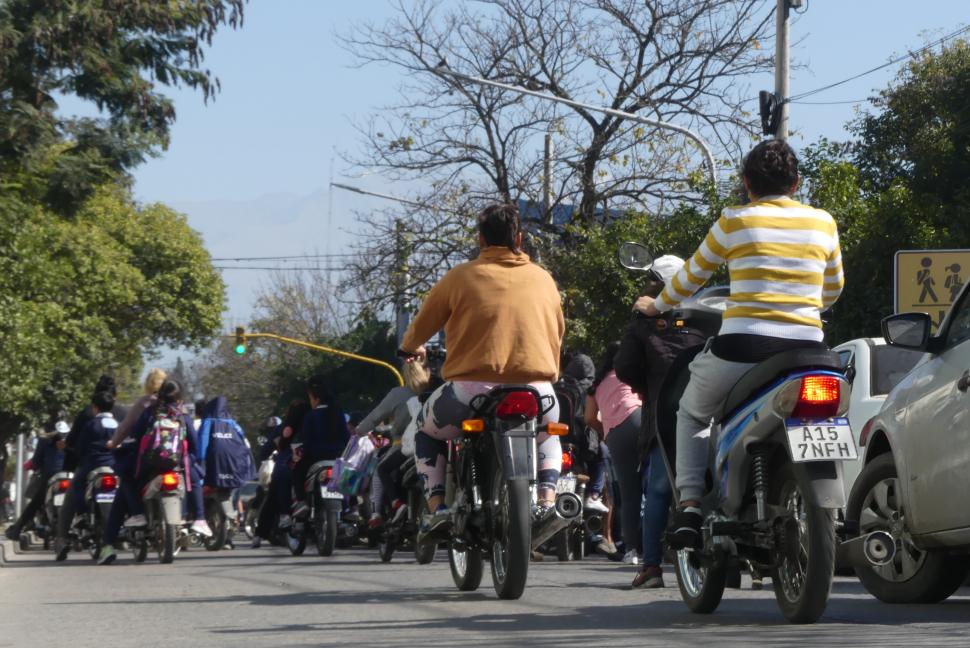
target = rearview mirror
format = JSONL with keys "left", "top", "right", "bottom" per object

{"left": 618, "top": 242, "right": 654, "bottom": 271}
{"left": 881, "top": 312, "right": 932, "bottom": 351}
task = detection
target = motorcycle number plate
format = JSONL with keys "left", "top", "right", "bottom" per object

{"left": 53, "top": 494, "right": 65, "bottom": 506}
{"left": 95, "top": 493, "right": 115, "bottom": 503}
{"left": 319, "top": 487, "right": 343, "bottom": 499}
{"left": 785, "top": 418, "right": 858, "bottom": 462}
{"left": 555, "top": 476, "right": 577, "bottom": 494}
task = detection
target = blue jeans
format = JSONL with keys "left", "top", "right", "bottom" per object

{"left": 588, "top": 444, "right": 610, "bottom": 496}
{"left": 641, "top": 443, "right": 673, "bottom": 567}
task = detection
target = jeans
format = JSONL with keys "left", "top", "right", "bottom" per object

{"left": 641, "top": 443, "right": 673, "bottom": 567}
{"left": 588, "top": 446, "right": 609, "bottom": 496}
{"left": 606, "top": 409, "right": 643, "bottom": 552}
{"left": 675, "top": 348, "right": 756, "bottom": 501}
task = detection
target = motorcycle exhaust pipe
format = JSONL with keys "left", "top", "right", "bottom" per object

{"left": 584, "top": 514, "right": 603, "bottom": 534}
{"left": 531, "top": 492, "right": 582, "bottom": 550}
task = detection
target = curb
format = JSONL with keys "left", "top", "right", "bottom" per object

{"left": 0, "top": 538, "right": 9, "bottom": 566}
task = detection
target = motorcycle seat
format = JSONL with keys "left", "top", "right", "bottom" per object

{"left": 717, "top": 348, "right": 842, "bottom": 423}
{"left": 47, "top": 471, "right": 73, "bottom": 487}
{"left": 307, "top": 459, "right": 335, "bottom": 480}
{"left": 86, "top": 466, "right": 115, "bottom": 482}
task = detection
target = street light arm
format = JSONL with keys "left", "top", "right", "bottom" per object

{"left": 435, "top": 66, "right": 718, "bottom": 188}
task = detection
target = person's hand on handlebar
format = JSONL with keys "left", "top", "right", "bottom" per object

{"left": 398, "top": 345, "right": 427, "bottom": 364}
{"left": 633, "top": 295, "right": 660, "bottom": 317}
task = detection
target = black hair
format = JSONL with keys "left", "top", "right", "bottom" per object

{"left": 157, "top": 380, "right": 182, "bottom": 406}
{"left": 92, "top": 390, "right": 115, "bottom": 413}
{"left": 592, "top": 341, "right": 622, "bottom": 389}
{"left": 306, "top": 374, "right": 332, "bottom": 404}
{"left": 94, "top": 374, "right": 117, "bottom": 397}
{"left": 194, "top": 399, "right": 206, "bottom": 417}
{"left": 742, "top": 140, "right": 799, "bottom": 198}
{"left": 283, "top": 399, "right": 310, "bottom": 431}
{"left": 478, "top": 203, "right": 521, "bottom": 252}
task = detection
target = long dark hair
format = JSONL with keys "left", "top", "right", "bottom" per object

{"left": 592, "top": 341, "right": 621, "bottom": 389}
{"left": 155, "top": 380, "right": 183, "bottom": 417}
{"left": 283, "top": 399, "right": 310, "bottom": 432}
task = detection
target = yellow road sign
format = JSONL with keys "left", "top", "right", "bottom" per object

{"left": 895, "top": 249, "right": 970, "bottom": 331}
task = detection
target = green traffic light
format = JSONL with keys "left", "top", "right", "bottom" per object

{"left": 234, "top": 344, "right": 247, "bottom": 354}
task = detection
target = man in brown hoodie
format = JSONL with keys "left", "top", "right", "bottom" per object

{"left": 400, "top": 203, "right": 565, "bottom": 532}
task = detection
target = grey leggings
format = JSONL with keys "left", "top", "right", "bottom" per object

{"left": 605, "top": 408, "right": 643, "bottom": 552}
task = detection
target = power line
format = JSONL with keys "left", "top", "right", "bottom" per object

{"left": 211, "top": 253, "right": 357, "bottom": 262}
{"left": 789, "top": 24, "right": 970, "bottom": 102}
{"left": 213, "top": 265, "right": 346, "bottom": 271}
{"left": 790, "top": 98, "right": 868, "bottom": 105}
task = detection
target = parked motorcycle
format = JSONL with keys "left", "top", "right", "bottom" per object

{"left": 287, "top": 459, "right": 342, "bottom": 557}
{"left": 619, "top": 242, "right": 855, "bottom": 624}
{"left": 426, "top": 385, "right": 574, "bottom": 600}
{"left": 130, "top": 471, "right": 185, "bottom": 564}
{"left": 377, "top": 456, "right": 437, "bottom": 564}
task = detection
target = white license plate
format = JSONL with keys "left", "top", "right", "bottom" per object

{"left": 96, "top": 493, "right": 115, "bottom": 503}
{"left": 785, "top": 417, "right": 858, "bottom": 462}
{"left": 319, "top": 487, "right": 342, "bottom": 499}
{"left": 53, "top": 493, "right": 65, "bottom": 506}
{"left": 556, "top": 476, "right": 577, "bottom": 494}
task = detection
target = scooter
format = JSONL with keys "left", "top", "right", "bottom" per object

{"left": 287, "top": 460, "right": 343, "bottom": 557}
{"left": 377, "top": 456, "right": 437, "bottom": 564}
{"left": 619, "top": 242, "right": 855, "bottom": 624}
{"left": 201, "top": 486, "right": 237, "bottom": 551}
{"left": 129, "top": 471, "right": 185, "bottom": 564}
{"left": 76, "top": 466, "right": 118, "bottom": 560}
{"left": 44, "top": 471, "right": 74, "bottom": 550}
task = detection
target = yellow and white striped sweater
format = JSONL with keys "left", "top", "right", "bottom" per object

{"left": 654, "top": 196, "right": 844, "bottom": 341}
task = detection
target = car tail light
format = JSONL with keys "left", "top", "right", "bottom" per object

{"left": 496, "top": 391, "right": 539, "bottom": 419}
{"left": 160, "top": 472, "right": 180, "bottom": 491}
{"left": 100, "top": 474, "right": 118, "bottom": 490}
{"left": 57, "top": 479, "right": 71, "bottom": 492}
{"left": 791, "top": 376, "right": 842, "bottom": 419}
{"left": 561, "top": 451, "right": 573, "bottom": 473}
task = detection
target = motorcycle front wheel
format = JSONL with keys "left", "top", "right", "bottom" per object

{"left": 449, "top": 541, "right": 484, "bottom": 591}
{"left": 287, "top": 528, "right": 307, "bottom": 556}
{"left": 315, "top": 505, "right": 337, "bottom": 557}
{"left": 675, "top": 547, "right": 728, "bottom": 613}
{"left": 770, "top": 463, "right": 835, "bottom": 624}
{"left": 412, "top": 494, "right": 437, "bottom": 565}
{"left": 489, "top": 466, "right": 530, "bottom": 600}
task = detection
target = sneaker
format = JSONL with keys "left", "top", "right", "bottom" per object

{"left": 291, "top": 502, "right": 309, "bottom": 518}
{"left": 190, "top": 520, "right": 214, "bottom": 537}
{"left": 368, "top": 514, "right": 384, "bottom": 530}
{"left": 4, "top": 526, "right": 20, "bottom": 541}
{"left": 623, "top": 550, "right": 640, "bottom": 565}
{"left": 584, "top": 496, "right": 609, "bottom": 514}
{"left": 251, "top": 537, "right": 262, "bottom": 549}
{"left": 343, "top": 508, "right": 361, "bottom": 523}
{"left": 54, "top": 538, "right": 70, "bottom": 562}
{"left": 278, "top": 514, "right": 293, "bottom": 529}
{"left": 98, "top": 545, "right": 117, "bottom": 565}
{"left": 389, "top": 500, "right": 408, "bottom": 524}
{"left": 667, "top": 506, "right": 703, "bottom": 550}
{"left": 123, "top": 514, "right": 147, "bottom": 528}
{"left": 595, "top": 537, "right": 617, "bottom": 556}
{"left": 419, "top": 506, "right": 452, "bottom": 535}
{"left": 631, "top": 565, "right": 664, "bottom": 589}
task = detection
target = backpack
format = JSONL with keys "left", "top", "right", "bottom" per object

{"left": 137, "top": 407, "right": 189, "bottom": 479}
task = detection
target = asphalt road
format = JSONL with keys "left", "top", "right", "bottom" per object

{"left": 2, "top": 535, "right": 969, "bottom": 647}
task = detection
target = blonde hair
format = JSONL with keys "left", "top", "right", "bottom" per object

{"left": 402, "top": 359, "right": 431, "bottom": 394}
{"left": 144, "top": 368, "right": 167, "bottom": 396}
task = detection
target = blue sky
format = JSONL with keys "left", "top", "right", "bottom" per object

{"left": 115, "top": 0, "right": 968, "bottom": 355}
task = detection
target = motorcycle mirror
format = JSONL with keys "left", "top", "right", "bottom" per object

{"left": 618, "top": 242, "right": 654, "bottom": 271}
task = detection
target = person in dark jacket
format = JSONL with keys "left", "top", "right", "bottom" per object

{"left": 613, "top": 255, "right": 708, "bottom": 588}
{"left": 198, "top": 396, "right": 255, "bottom": 490}
{"left": 256, "top": 401, "right": 309, "bottom": 539}
{"left": 4, "top": 422, "right": 67, "bottom": 541}
{"left": 64, "top": 375, "right": 127, "bottom": 472}
{"left": 291, "top": 375, "right": 348, "bottom": 518}
{"left": 55, "top": 391, "right": 119, "bottom": 561}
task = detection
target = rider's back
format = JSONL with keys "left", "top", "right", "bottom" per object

{"left": 402, "top": 247, "right": 564, "bottom": 384}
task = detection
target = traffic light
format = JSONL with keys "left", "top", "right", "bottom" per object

{"left": 759, "top": 90, "right": 782, "bottom": 137}
{"left": 234, "top": 326, "right": 247, "bottom": 355}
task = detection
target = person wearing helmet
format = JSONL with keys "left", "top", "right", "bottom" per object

{"left": 4, "top": 421, "right": 68, "bottom": 541}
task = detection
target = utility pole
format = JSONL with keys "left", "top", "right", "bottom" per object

{"left": 543, "top": 131, "right": 554, "bottom": 225}
{"left": 393, "top": 220, "right": 411, "bottom": 348}
{"left": 15, "top": 432, "right": 24, "bottom": 518}
{"left": 775, "top": 0, "right": 793, "bottom": 141}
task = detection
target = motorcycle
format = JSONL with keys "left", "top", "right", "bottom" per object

{"left": 619, "top": 242, "right": 854, "bottom": 624}
{"left": 44, "top": 471, "right": 74, "bottom": 551}
{"left": 130, "top": 470, "right": 185, "bottom": 564}
{"left": 377, "top": 456, "right": 437, "bottom": 564}
{"left": 287, "top": 459, "right": 342, "bottom": 557}
{"left": 428, "top": 385, "right": 577, "bottom": 600}
{"left": 74, "top": 466, "right": 118, "bottom": 560}
{"left": 201, "top": 486, "right": 237, "bottom": 551}
{"left": 548, "top": 444, "right": 596, "bottom": 561}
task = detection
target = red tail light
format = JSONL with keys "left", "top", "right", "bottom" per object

{"left": 496, "top": 391, "right": 539, "bottom": 419}
{"left": 100, "top": 474, "right": 118, "bottom": 490}
{"left": 561, "top": 451, "right": 573, "bottom": 473}
{"left": 160, "top": 472, "right": 180, "bottom": 492}
{"left": 57, "top": 479, "right": 71, "bottom": 492}
{"left": 318, "top": 467, "right": 333, "bottom": 482}
{"left": 791, "top": 375, "right": 841, "bottom": 419}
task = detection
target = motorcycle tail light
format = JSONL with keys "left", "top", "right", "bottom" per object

{"left": 160, "top": 472, "right": 180, "bottom": 492}
{"left": 791, "top": 375, "right": 842, "bottom": 419}
{"left": 561, "top": 451, "right": 573, "bottom": 473}
{"left": 318, "top": 467, "right": 333, "bottom": 482}
{"left": 496, "top": 391, "right": 539, "bottom": 419}
{"left": 100, "top": 474, "right": 118, "bottom": 490}
{"left": 461, "top": 419, "right": 485, "bottom": 433}
{"left": 57, "top": 479, "right": 71, "bottom": 492}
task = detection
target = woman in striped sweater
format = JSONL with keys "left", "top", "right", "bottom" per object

{"left": 635, "top": 139, "right": 844, "bottom": 548}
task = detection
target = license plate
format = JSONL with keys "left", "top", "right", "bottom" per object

{"left": 53, "top": 493, "right": 65, "bottom": 506}
{"left": 556, "top": 476, "right": 577, "bottom": 494}
{"left": 785, "top": 417, "right": 858, "bottom": 462}
{"left": 95, "top": 493, "right": 115, "bottom": 503}
{"left": 320, "top": 487, "right": 342, "bottom": 499}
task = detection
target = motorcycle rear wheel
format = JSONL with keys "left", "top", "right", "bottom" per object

{"left": 413, "top": 495, "right": 437, "bottom": 565}
{"left": 378, "top": 535, "right": 396, "bottom": 563}
{"left": 158, "top": 521, "right": 176, "bottom": 564}
{"left": 449, "top": 542, "right": 484, "bottom": 591}
{"left": 315, "top": 506, "right": 337, "bottom": 557}
{"left": 204, "top": 502, "right": 228, "bottom": 551}
{"left": 770, "top": 463, "right": 835, "bottom": 624}
{"left": 287, "top": 528, "right": 307, "bottom": 556}
{"left": 489, "top": 466, "right": 530, "bottom": 600}
{"left": 674, "top": 547, "right": 728, "bottom": 613}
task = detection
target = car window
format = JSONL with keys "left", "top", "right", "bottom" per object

{"left": 870, "top": 345, "right": 924, "bottom": 396}
{"left": 945, "top": 288, "right": 970, "bottom": 349}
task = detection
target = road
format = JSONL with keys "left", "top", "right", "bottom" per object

{"left": 2, "top": 537, "right": 969, "bottom": 647}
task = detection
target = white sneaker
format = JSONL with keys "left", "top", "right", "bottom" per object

{"left": 622, "top": 550, "right": 640, "bottom": 565}
{"left": 278, "top": 514, "right": 292, "bottom": 529}
{"left": 123, "top": 515, "right": 147, "bottom": 528}
{"left": 190, "top": 520, "right": 214, "bottom": 538}
{"left": 584, "top": 496, "right": 609, "bottom": 513}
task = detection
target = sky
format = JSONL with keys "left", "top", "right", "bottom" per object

{"left": 116, "top": 0, "right": 969, "bottom": 364}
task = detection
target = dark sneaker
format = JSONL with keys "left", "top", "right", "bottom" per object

{"left": 54, "top": 538, "right": 70, "bottom": 562}
{"left": 667, "top": 506, "right": 703, "bottom": 550}
{"left": 4, "top": 525, "right": 20, "bottom": 541}
{"left": 419, "top": 506, "right": 451, "bottom": 536}
{"left": 390, "top": 501, "right": 408, "bottom": 525}
{"left": 632, "top": 565, "right": 664, "bottom": 589}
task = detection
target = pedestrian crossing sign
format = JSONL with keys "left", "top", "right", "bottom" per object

{"left": 895, "top": 249, "right": 970, "bottom": 331}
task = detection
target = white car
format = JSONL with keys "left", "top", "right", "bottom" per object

{"left": 832, "top": 338, "right": 925, "bottom": 494}
{"left": 847, "top": 281, "right": 970, "bottom": 603}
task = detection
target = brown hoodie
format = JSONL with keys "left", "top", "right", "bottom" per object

{"left": 401, "top": 247, "right": 565, "bottom": 383}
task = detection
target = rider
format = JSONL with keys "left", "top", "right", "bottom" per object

{"left": 290, "top": 376, "right": 349, "bottom": 519}
{"left": 55, "top": 391, "right": 118, "bottom": 561}
{"left": 258, "top": 402, "right": 308, "bottom": 536}
{"left": 398, "top": 203, "right": 565, "bottom": 533}
{"left": 4, "top": 421, "right": 67, "bottom": 541}
{"left": 634, "top": 140, "right": 844, "bottom": 549}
